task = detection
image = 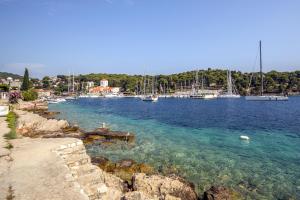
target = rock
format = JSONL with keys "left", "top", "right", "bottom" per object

{"left": 203, "top": 186, "right": 230, "bottom": 200}
{"left": 83, "top": 129, "right": 135, "bottom": 143}
{"left": 132, "top": 173, "right": 198, "bottom": 200}
{"left": 15, "top": 110, "right": 69, "bottom": 137}
{"left": 17, "top": 100, "right": 48, "bottom": 111}
{"left": 118, "top": 159, "right": 136, "bottom": 168}
{"left": 91, "top": 156, "right": 155, "bottom": 185}
{"left": 123, "top": 191, "right": 158, "bottom": 200}
{"left": 34, "top": 111, "right": 60, "bottom": 119}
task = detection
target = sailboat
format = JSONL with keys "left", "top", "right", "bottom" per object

{"left": 245, "top": 41, "right": 288, "bottom": 101}
{"left": 190, "top": 71, "right": 217, "bottom": 99}
{"left": 141, "top": 76, "right": 158, "bottom": 102}
{"left": 219, "top": 70, "right": 240, "bottom": 98}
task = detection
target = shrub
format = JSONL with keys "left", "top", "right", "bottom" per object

{"left": 4, "top": 111, "right": 17, "bottom": 140}
{"left": 9, "top": 91, "right": 21, "bottom": 104}
{"left": 22, "top": 89, "right": 38, "bottom": 101}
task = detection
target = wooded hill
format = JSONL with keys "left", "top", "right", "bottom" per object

{"left": 55, "top": 69, "right": 300, "bottom": 95}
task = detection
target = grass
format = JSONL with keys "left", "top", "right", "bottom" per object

{"left": 4, "top": 112, "right": 17, "bottom": 140}
{"left": 4, "top": 143, "right": 14, "bottom": 149}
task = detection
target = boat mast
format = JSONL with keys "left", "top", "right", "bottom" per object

{"left": 228, "top": 70, "right": 233, "bottom": 95}
{"left": 143, "top": 76, "right": 146, "bottom": 95}
{"left": 68, "top": 71, "right": 70, "bottom": 94}
{"left": 72, "top": 72, "right": 75, "bottom": 93}
{"left": 152, "top": 76, "right": 155, "bottom": 95}
{"left": 201, "top": 72, "right": 204, "bottom": 91}
{"left": 259, "top": 40, "right": 263, "bottom": 96}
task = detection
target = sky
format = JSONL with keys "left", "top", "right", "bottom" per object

{"left": 0, "top": 0, "right": 300, "bottom": 78}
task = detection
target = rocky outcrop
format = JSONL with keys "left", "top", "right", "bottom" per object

{"left": 132, "top": 173, "right": 198, "bottom": 200}
{"left": 15, "top": 110, "right": 70, "bottom": 137}
{"left": 17, "top": 100, "right": 48, "bottom": 111}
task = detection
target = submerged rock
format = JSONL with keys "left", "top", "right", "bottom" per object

{"left": 203, "top": 186, "right": 241, "bottom": 200}
{"left": 91, "top": 156, "right": 155, "bottom": 184}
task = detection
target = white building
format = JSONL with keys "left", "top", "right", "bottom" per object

{"left": 111, "top": 87, "right": 120, "bottom": 94}
{"left": 86, "top": 81, "right": 94, "bottom": 88}
{"left": 100, "top": 79, "right": 108, "bottom": 87}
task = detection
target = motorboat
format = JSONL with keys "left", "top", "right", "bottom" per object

{"left": 141, "top": 95, "right": 158, "bottom": 102}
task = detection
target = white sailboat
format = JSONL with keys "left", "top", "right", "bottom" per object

{"left": 219, "top": 70, "right": 240, "bottom": 98}
{"left": 190, "top": 71, "right": 217, "bottom": 99}
{"left": 246, "top": 41, "right": 288, "bottom": 101}
{"left": 141, "top": 76, "right": 158, "bottom": 102}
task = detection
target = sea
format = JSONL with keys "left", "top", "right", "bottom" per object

{"left": 49, "top": 97, "right": 300, "bottom": 199}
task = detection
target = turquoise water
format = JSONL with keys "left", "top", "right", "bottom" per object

{"left": 49, "top": 97, "right": 300, "bottom": 199}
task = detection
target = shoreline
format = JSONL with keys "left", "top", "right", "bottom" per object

{"left": 1, "top": 100, "right": 238, "bottom": 200}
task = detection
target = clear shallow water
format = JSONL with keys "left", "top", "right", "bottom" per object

{"left": 49, "top": 97, "right": 300, "bottom": 199}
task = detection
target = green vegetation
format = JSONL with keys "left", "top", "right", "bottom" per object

{"left": 42, "top": 76, "right": 51, "bottom": 89}
{"left": 21, "top": 68, "right": 30, "bottom": 91}
{"left": 0, "top": 72, "right": 22, "bottom": 80}
{"left": 62, "top": 69, "right": 300, "bottom": 95}
{"left": 4, "top": 112, "right": 17, "bottom": 140}
{"left": 22, "top": 89, "right": 38, "bottom": 101}
{"left": 4, "top": 143, "right": 13, "bottom": 149}
{"left": 0, "top": 84, "right": 9, "bottom": 92}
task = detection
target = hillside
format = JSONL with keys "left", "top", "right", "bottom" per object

{"left": 0, "top": 72, "right": 22, "bottom": 80}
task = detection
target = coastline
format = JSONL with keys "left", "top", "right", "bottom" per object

{"left": 0, "top": 100, "right": 238, "bottom": 200}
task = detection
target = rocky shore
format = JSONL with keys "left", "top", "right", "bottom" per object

{"left": 0, "top": 100, "right": 239, "bottom": 200}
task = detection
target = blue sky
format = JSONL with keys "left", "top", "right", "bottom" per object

{"left": 0, "top": 0, "right": 300, "bottom": 78}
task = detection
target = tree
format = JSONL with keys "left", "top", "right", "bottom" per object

{"left": 22, "top": 89, "right": 38, "bottom": 101}
{"left": 42, "top": 76, "right": 51, "bottom": 89}
{"left": 21, "top": 68, "right": 30, "bottom": 91}
{"left": 0, "top": 84, "right": 9, "bottom": 92}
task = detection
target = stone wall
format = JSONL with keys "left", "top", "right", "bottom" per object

{"left": 53, "top": 140, "right": 198, "bottom": 200}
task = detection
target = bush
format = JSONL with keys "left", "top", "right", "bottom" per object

{"left": 4, "top": 111, "right": 17, "bottom": 140}
{"left": 9, "top": 91, "right": 21, "bottom": 104}
{"left": 22, "top": 89, "right": 38, "bottom": 101}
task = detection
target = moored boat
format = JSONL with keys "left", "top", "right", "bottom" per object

{"left": 141, "top": 95, "right": 158, "bottom": 102}
{"left": 246, "top": 41, "right": 288, "bottom": 101}
{"left": 218, "top": 70, "right": 241, "bottom": 98}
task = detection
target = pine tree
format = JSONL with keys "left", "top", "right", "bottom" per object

{"left": 21, "top": 68, "right": 30, "bottom": 91}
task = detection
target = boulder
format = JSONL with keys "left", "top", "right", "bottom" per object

{"left": 203, "top": 186, "right": 230, "bottom": 200}
{"left": 132, "top": 173, "right": 198, "bottom": 200}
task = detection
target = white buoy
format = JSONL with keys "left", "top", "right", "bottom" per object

{"left": 240, "top": 135, "right": 250, "bottom": 140}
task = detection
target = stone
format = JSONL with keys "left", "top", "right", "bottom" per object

{"left": 123, "top": 191, "right": 158, "bottom": 200}
{"left": 132, "top": 173, "right": 198, "bottom": 200}
{"left": 83, "top": 129, "right": 135, "bottom": 143}
{"left": 203, "top": 186, "right": 230, "bottom": 200}
{"left": 118, "top": 159, "right": 136, "bottom": 168}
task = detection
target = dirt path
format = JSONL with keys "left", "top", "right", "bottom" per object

{"left": 0, "top": 117, "right": 11, "bottom": 200}
{"left": 0, "top": 125, "right": 89, "bottom": 200}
